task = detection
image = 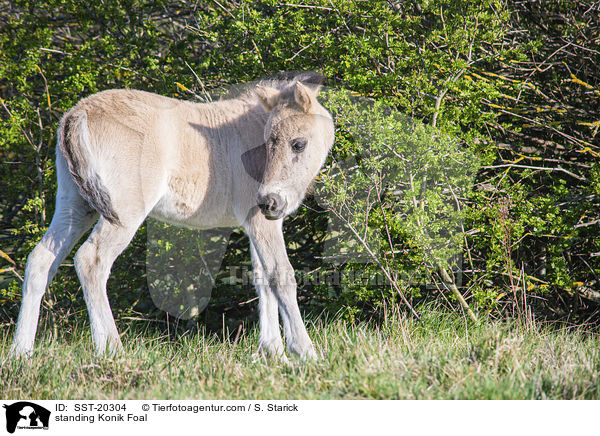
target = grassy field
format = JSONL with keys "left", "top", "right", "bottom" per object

{"left": 1, "top": 310, "right": 598, "bottom": 399}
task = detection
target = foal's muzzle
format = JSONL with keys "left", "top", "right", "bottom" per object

{"left": 257, "top": 193, "right": 287, "bottom": 220}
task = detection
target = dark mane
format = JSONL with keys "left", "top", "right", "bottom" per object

{"left": 258, "top": 71, "right": 325, "bottom": 88}
{"left": 219, "top": 71, "right": 325, "bottom": 102}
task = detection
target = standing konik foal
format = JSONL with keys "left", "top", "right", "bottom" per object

{"left": 10, "top": 72, "right": 334, "bottom": 360}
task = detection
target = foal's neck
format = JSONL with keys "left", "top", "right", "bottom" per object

{"left": 197, "top": 96, "right": 268, "bottom": 147}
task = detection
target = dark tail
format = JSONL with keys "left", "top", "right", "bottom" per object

{"left": 58, "top": 110, "right": 121, "bottom": 225}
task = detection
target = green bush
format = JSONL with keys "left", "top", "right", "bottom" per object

{"left": 1, "top": 0, "right": 598, "bottom": 328}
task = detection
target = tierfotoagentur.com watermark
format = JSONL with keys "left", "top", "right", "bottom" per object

{"left": 144, "top": 79, "right": 478, "bottom": 319}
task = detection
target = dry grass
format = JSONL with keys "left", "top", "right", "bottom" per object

{"left": 1, "top": 310, "right": 598, "bottom": 399}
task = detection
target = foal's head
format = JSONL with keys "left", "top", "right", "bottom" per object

{"left": 254, "top": 80, "right": 334, "bottom": 220}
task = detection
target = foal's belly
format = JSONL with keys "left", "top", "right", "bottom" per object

{"left": 148, "top": 176, "right": 239, "bottom": 230}
{"left": 148, "top": 205, "right": 239, "bottom": 229}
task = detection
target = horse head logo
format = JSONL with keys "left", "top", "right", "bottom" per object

{"left": 3, "top": 402, "right": 51, "bottom": 433}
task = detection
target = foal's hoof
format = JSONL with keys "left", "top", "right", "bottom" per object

{"left": 288, "top": 343, "right": 319, "bottom": 362}
{"left": 255, "top": 344, "right": 290, "bottom": 364}
{"left": 95, "top": 336, "right": 124, "bottom": 358}
{"left": 8, "top": 347, "right": 33, "bottom": 360}
{"left": 252, "top": 351, "right": 290, "bottom": 365}
{"left": 8, "top": 339, "right": 37, "bottom": 360}
{"left": 300, "top": 346, "right": 319, "bottom": 361}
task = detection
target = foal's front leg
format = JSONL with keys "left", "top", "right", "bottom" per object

{"left": 250, "top": 241, "right": 285, "bottom": 358}
{"left": 248, "top": 220, "right": 317, "bottom": 360}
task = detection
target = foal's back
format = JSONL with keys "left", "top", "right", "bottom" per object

{"left": 65, "top": 89, "right": 258, "bottom": 229}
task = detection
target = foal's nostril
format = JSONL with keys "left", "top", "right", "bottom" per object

{"left": 258, "top": 193, "right": 284, "bottom": 215}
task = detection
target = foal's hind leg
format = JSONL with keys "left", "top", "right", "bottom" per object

{"left": 74, "top": 216, "right": 142, "bottom": 355}
{"left": 10, "top": 199, "right": 97, "bottom": 357}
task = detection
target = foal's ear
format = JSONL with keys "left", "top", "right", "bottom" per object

{"left": 255, "top": 85, "right": 280, "bottom": 111}
{"left": 294, "top": 82, "right": 315, "bottom": 113}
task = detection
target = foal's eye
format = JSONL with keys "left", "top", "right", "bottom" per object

{"left": 291, "top": 138, "right": 307, "bottom": 153}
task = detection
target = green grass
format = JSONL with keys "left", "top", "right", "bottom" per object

{"left": 1, "top": 310, "right": 598, "bottom": 399}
